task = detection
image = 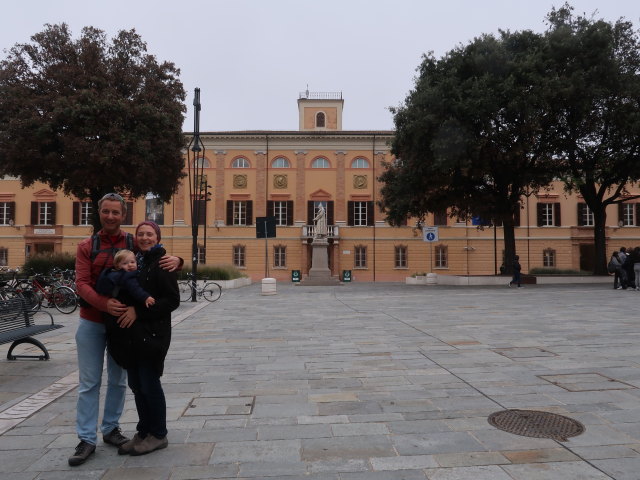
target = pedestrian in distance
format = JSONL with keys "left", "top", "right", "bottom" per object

{"left": 609, "top": 251, "right": 623, "bottom": 290}
{"left": 508, "top": 255, "right": 522, "bottom": 288}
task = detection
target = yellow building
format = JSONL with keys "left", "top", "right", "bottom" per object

{"left": 1, "top": 92, "right": 639, "bottom": 281}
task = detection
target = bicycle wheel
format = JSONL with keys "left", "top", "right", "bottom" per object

{"left": 178, "top": 281, "right": 194, "bottom": 302}
{"left": 53, "top": 286, "right": 77, "bottom": 314}
{"left": 202, "top": 282, "right": 222, "bottom": 302}
{"left": 15, "top": 283, "right": 42, "bottom": 311}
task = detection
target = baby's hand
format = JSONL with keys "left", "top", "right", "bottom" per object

{"left": 145, "top": 296, "right": 156, "bottom": 308}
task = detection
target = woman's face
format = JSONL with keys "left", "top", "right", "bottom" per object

{"left": 136, "top": 225, "right": 158, "bottom": 252}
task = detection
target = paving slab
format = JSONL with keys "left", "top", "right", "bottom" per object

{"left": 1, "top": 283, "right": 639, "bottom": 478}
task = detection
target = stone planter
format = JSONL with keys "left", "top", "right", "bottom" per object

{"left": 406, "top": 276, "right": 428, "bottom": 285}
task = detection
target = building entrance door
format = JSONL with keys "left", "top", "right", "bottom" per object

{"left": 579, "top": 244, "right": 595, "bottom": 272}
{"left": 34, "top": 243, "right": 54, "bottom": 255}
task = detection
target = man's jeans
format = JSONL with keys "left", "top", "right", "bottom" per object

{"left": 75, "top": 317, "right": 127, "bottom": 445}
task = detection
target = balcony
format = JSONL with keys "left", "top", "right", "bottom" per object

{"left": 298, "top": 91, "right": 343, "bottom": 100}
{"left": 302, "top": 225, "right": 339, "bottom": 239}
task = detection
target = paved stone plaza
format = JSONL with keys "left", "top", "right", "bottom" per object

{"left": 1, "top": 281, "right": 640, "bottom": 479}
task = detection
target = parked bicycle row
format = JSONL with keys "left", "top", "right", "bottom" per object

{"left": 0, "top": 267, "right": 77, "bottom": 314}
{"left": 2, "top": 267, "right": 223, "bottom": 307}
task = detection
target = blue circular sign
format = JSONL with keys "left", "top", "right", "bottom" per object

{"left": 426, "top": 232, "right": 435, "bottom": 241}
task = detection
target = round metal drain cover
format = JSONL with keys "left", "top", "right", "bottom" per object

{"left": 488, "top": 409, "right": 584, "bottom": 442}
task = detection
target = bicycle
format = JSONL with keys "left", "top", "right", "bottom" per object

{"left": 0, "top": 269, "right": 40, "bottom": 308}
{"left": 178, "top": 273, "right": 222, "bottom": 302}
{"left": 18, "top": 272, "right": 78, "bottom": 314}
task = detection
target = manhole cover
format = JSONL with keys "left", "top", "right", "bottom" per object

{"left": 488, "top": 409, "right": 584, "bottom": 442}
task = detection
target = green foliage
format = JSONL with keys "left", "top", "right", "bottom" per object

{"left": 0, "top": 24, "right": 187, "bottom": 232}
{"left": 22, "top": 252, "right": 76, "bottom": 273}
{"left": 543, "top": 4, "right": 640, "bottom": 274}
{"left": 178, "top": 264, "right": 246, "bottom": 281}
{"left": 380, "top": 29, "right": 559, "bottom": 274}
{"left": 529, "top": 267, "right": 589, "bottom": 275}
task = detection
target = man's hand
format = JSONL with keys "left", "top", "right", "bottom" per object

{"left": 117, "top": 306, "right": 137, "bottom": 328}
{"left": 159, "top": 255, "right": 181, "bottom": 272}
{"left": 106, "top": 298, "right": 128, "bottom": 317}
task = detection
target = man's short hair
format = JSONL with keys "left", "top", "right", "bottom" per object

{"left": 98, "top": 193, "right": 127, "bottom": 215}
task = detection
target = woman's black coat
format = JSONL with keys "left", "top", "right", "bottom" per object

{"left": 106, "top": 246, "right": 179, "bottom": 375}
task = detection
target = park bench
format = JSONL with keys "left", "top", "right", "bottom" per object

{"left": 0, "top": 297, "right": 63, "bottom": 360}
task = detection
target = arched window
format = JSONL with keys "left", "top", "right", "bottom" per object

{"left": 271, "top": 157, "right": 290, "bottom": 168}
{"left": 351, "top": 157, "right": 370, "bottom": 168}
{"left": 316, "top": 112, "right": 325, "bottom": 128}
{"left": 311, "top": 157, "right": 330, "bottom": 168}
{"left": 194, "top": 157, "right": 210, "bottom": 168}
{"left": 232, "top": 157, "right": 250, "bottom": 168}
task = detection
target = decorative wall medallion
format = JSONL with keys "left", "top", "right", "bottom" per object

{"left": 273, "top": 174, "right": 288, "bottom": 189}
{"left": 353, "top": 175, "right": 367, "bottom": 189}
{"left": 233, "top": 174, "right": 247, "bottom": 189}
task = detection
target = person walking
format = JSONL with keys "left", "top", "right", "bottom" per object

{"left": 115, "top": 221, "right": 179, "bottom": 456}
{"left": 609, "top": 251, "right": 623, "bottom": 289}
{"left": 508, "top": 255, "right": 522, "bottom": 288}
{"left": 69, "top": 194, "right": 181, "bottom": 467}
{"left": 632, "top": 247, "right": 640, "bottom": 292}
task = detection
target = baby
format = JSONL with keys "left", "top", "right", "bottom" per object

{"left": 96, "top": 249, "right": 155, "bottom": 307}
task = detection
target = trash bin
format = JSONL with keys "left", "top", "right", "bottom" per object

{"left": 291, "top": 270, "right": 301, "bottom": 283}
{"left": 342, "top": 270, "right": 352, "bottom": 282}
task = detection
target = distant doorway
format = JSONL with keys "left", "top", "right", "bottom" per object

{"left": 34, "top": 243, "right": 54, "bottom": 255}
{"left": 579, "top": 244, "right": 595, "bottom": 272}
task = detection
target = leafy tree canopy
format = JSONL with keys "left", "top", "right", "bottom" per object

{"left": 380, "top": 29, "right": 560, "bottom": 269}
{"left": 544, "top": 3, "right": 640, "bottom": 273}
{"left": 0, "top": 24, "right": 186, "bottom": 229}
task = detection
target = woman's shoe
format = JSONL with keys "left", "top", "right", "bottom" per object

{"left": 118, "top": 433, "right": 144, "bottom": 455}
{"left": 130, "top": 434, "right": 168, "bottom": 456}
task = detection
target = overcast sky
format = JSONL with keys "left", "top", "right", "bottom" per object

{"left": 2, "top": 1, "right": 639, "bottom": 132}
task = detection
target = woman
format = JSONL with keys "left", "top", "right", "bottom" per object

{"left": 116, "top": 221, "right": 179, "bottom": 456}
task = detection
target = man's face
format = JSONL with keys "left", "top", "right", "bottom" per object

{"left": 99, "top": 199, "right": 124, "bottom": 234}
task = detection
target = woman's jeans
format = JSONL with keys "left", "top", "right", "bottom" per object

{"left": 127, "top": 362, "right": 167, "bottom": 438}
{"left": 75, "top": 318, "right": 127, "bottom": 445}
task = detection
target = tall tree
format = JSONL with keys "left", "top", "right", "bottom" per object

{"left": 544, "top": 4, "right": 640, "bottom": 275}
{"left": 379, "top": 30, "right": 559, "bottom": 273}
{"left": 0, "top": 24, "right": 186, "bottom": 230}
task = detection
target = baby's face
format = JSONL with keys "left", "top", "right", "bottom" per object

{"left": 119, "top": 256, "right": 138, "bottom": 272}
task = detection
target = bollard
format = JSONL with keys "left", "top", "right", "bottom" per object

{"left": 261, "top": 278, "right": 277, "bottom": 295}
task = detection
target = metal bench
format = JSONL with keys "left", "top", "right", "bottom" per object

{"left": 0, "top": 297, "right": 63, "bottom": 360}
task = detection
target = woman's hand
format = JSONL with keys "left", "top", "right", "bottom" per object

{"left": 117, "top": 306, "right": 137, "bottom": 328}
{"left": 159, "top": 255, "right": 182, "bottom": 272}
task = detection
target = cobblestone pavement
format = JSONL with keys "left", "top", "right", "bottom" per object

{"left": 1, "top": 281, "right": 639, "bottom": 479}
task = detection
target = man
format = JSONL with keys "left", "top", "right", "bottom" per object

{"left": 69, "top": 193, "right": 181, "bottom": 466}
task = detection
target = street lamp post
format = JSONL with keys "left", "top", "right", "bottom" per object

{"left": 186, "top": 88, "right": 205, "bottom": 302}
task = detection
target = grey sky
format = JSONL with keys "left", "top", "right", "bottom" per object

{"left": 2, "top": 0, "right": 639, "bottom": 132}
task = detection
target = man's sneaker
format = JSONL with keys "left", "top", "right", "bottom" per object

{"left": 103, "top": 427, "right": 129, "bottom": 447}
{"left": 118, "top": 432, "right": 144, "bottom": 455}
{"left": 507, "top": 282, "right": 511, "bottom": 288}
{"left": 130, "top": 434, "right": 168, "bottom": 456}
{"left": 68, "top": 440, "right": 96, "bottom": 466}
